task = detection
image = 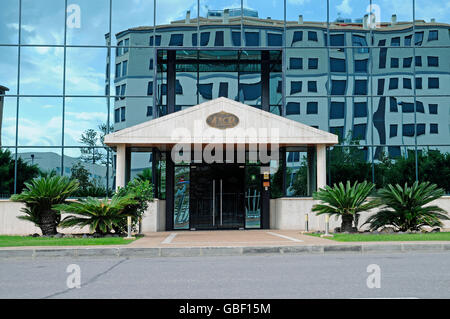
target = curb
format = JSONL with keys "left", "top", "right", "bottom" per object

{"left": 0, "top": 242, "right": 450, "bottom": 259}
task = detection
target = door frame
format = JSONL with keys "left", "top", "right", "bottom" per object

{"left": 189, "top": 163, "right": 246, "bottom": 230}
{"left": 168, "top": 158, "right": 271, "bottom": 231}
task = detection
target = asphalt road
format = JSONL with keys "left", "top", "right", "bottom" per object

{"left": 1, "top": 252, "right": 449, "bottom": 299}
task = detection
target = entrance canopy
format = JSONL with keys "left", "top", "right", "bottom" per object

{"left": 105, "top": 97, "right": 338, "bottom": 192}
{"left": 104, "top": 97, "right": 338, "bottom": 148}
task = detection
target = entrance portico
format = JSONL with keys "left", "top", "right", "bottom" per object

{"left": 105, "top": 97, "right": 337, "bottom": 231}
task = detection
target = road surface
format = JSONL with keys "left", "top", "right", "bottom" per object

{"left": 1, "top": 252, "right": 449, "bottom": 299}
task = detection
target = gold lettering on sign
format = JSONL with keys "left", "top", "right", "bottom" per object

{"left": 206, "top": 111, "right": 239, "bottom": 129}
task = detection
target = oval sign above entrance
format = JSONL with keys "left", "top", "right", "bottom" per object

{"left": 206, "top": 111, "right": 239, "bottom": 129}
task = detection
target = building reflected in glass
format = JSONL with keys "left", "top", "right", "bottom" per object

{"left": 0, "top": 0, "right": 449, "bottom": 196}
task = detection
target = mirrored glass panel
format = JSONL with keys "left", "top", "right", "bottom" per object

{"left": 286, "top": 0, "right": 327, "bottom": 26}
{"left": 130, "top": 148, "right": 153, "bottom": 181}
{"left": 18, "top": 97, "right": 62, "bottom": 146}
{"left": 200, "top": 0, "right": 243, "bottom": 47}
{"left": 15, "top": 147, "right": 62, "bottom": 192}
{"left": 0, "top": 97, "right": 17, "bottom": 147}
{"left": 61, "top": 147, "right": 111, "bottom": 197}
{"left": 286, "top": 48, "right": 328, "bottom": 99}
{"left": 0, "top": 47, "right": 18, "bottom": 96}
{"left": 377, "top": 0, "right": 413, "bottom": 23}
{"left": 327, "top": 145, "right": 373, "bottom": 185}
{"left": 67, "top": 0, "right": 110, "bottom": 46}
{"left": 415, "top": 0, "right": 449, "bottom": 25}
{"left": 0, "top": 0, "right": 20, "bottom": 44}
{"left": 0, "top": 147, "right": 18, "bottom": 197}
{"left": 21, "top": 0, "right": 66, "bottom": 45}
{"left": 64, "top": 97, "right": 109, "bottom": 147}
{"left": 373, "top": 145, "right": 417, "bottom": 189}
{"left": 112, "top": 0, "right": 155, "bottom": 47}
{"left": 66, "top": 48, "right": 108, "bottom": 96}
{"left": 20, "top": 46, "right": 64, "bottom": 95}
{"left": 285, "top": 97, "right": 328, "bottom": 131}
{"left": 418, "top": 145, "right": 450, "bottom": 194}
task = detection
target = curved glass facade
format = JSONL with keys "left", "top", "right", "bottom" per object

{"left": 1, "top": 0, "right": 450, "bottom": 196}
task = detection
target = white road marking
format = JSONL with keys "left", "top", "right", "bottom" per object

{"left": 162, "top": 233, "right": 177, "bottom": 244}
{"left": 266, "top": 232, "right": 304, "bottom": 242}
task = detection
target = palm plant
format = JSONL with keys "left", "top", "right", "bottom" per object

{"left": 55, "top": 194, "right": 137, "bottom": 235}
{"left": 115, "top": 179, "right": 153, "bottom": 233}
{"left": 364, "top": 181, "right": 448, "bottom": 232}
{"left": 11, "top": 176, "right": 79, "bottom": 236}
{"left": 312, "top": 181, "right": 379, "bottom": 232}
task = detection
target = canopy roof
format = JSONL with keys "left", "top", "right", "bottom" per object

{"left": 104, "top": 97, "right": 338, "bottom": 148}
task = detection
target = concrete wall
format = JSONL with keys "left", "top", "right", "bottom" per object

{"left": 270, "top": 196, "right": 450, "bottom": 231}
{"left": 1, "top": 197, "right": 449, "bottom": 234}
{"left": 0, "top": 200, "right": 89, "bottom": 235}
{"left": 141, "top": 199, "right": 166, "bottom": 232}
{"left": 0, "top": 199, "right": 167, "bottom": 235}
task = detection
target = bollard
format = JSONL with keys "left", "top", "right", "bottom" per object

{"left": 321, "top": 214, "right": 333, "bottom": 237}
{"left": 126, "top": 216, "right": 132, "bottom": 239}
{"left": 305, "top": 214, "right": 309, "bottom": 232}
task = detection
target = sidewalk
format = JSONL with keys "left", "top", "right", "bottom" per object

{"left": 128, "top": 229, "right": 338, "bottom": 248}
{"left": 0, "top": 230, "right": 449, "bottom": 258}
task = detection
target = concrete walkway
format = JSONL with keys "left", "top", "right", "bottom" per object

{"left": 128, "top": 230, "right": 338, "bottom": 248}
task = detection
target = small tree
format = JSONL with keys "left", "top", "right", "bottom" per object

{"left": 312, "top": 181, "right": 379, "bottom": 232}
{"left": 70, "top": 162, "right": 91, "bottom": 190}
{"left": 115, "top": 179, "right": 154, "bottom": 233}
{"left": 11, "top": 176, "right": 79, "bottom": 235}
{"left": 79, "top": 129, "right": 105, "bottom": 165}
{"left": 56, "top": 194, "right": 137, "bottom": 235}
{"left": 79, "top": 123, "right": 114, "bottom": 166}
{"left": 69, "top": 162, "right": 107, "bottom": 197}
{"left": 365, "top": 181, "right": 449, "bottom": 232}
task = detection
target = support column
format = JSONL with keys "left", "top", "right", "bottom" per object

{"left": 307, "top": 146, "right": 316, "bottom": 196}
{"left": 280, "top": 147, "right": 286, "bottom": 196}
{"left": 316, "top": 144, "right": 327, "bottom": 190}
{"left": 152, "top": 148, "right": 160, "bottom": 198}
{"left": 125, "top": 147, "right": 131, "bottom": 185}
{"left": 115, "top": 144, "right": 126, "bottom": 191}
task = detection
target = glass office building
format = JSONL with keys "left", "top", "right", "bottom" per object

{"left": 1, "top": 1, "right": 449, "bottom": 219}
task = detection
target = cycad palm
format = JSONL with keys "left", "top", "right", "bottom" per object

{"left": 11, "top": 176, "right": 79, "bottom": 235}
{"left": 365, "top": 181, "right": 448, "bottom": 231}
{"left": 55, "top": 194, "right": 137, "bottom": 235}
{"left": 312, "top": 181, "right": 379, "bottom": 232}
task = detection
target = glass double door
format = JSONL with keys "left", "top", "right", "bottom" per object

{"left": 190, "top": 164, "right": 245, "bottom": 230}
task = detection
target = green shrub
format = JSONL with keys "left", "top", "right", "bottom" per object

{"left": 55, "top": 194, "right": 137, "bottom": 235}
{"left": 11, "top": 176, "right": 79, "bottom": 235}
{"left": 365, "top": 181, "right": 449, "bottom": 232}
{"left": 115, "top": 179, "right": 154, "bottom": 233}
{"left": 312, "top": 181, "right": 379, "bottom": 232}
